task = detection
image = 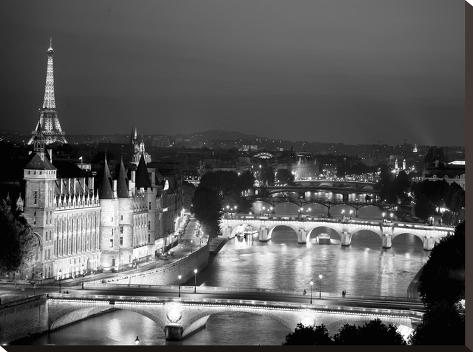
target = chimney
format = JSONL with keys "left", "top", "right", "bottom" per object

{"left": 47, "top": 149, "right": 53, "bottom": 163}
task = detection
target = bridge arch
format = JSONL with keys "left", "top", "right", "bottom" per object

{"left": 301, "top": 203, "right": 329, "bottom": 217}
{"left": 391, "top": 232, "right": 424, "bottom": 249}
{"left": 268, "top": 224, "right": 299, "bottom": 242}
{"left": 306, "top": 226, "right": 341, "bottom": 246}
{"left": 273, "top": 202, "right": 302, "bottom": 217}
{"left": 251, "top": 200, "right": 274, "bottom": 215}
{"left": 350, "top": 229, "right": 383, "bottom": 247}
{"left": 184, "top": 309, "right": 296, "bottom": 336}
{"left": 48, "top": 304, "right": 166, "bottom": 331}
{"left": 357, "top": 205, "right": 383, "bottom": 219}
{"left": 330, "top": 204, "right": 357, "bottom": 217}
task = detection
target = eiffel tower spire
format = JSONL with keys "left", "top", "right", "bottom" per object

{"left": 43, "top": 37, "right": 56, "bottom": 109}
{"left": 28, "top": 38, "right": 67, "bottom": 145}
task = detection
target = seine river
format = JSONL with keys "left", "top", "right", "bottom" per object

{"left": 27, "top": 226, "right": 428, "bottom": 345}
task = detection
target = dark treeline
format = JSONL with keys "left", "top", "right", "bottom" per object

{"left": 191, "top": 171, "right": 255, "bottom": 237}
{"left": 377, "top": 167, "right": 464, "bottom": 224}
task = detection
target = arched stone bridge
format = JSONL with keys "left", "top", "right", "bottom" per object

{"left": 220, "top": 216, "right": 454, "bottom": 250}
{"left": 45, "top": 294, "right": 420, "bottom": 341}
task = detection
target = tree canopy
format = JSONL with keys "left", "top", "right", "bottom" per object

{"left": 284, "top": 319, "right": 405, "bottom": 345}
{"left": 0, "top": 200, "right": 36, "bottom": 273}
{"left": 410, "top": 221, "right": 465, "bottom": 345}
{"left": 192, "top": 170, "right": 256, "bottom": 237}
{"left": 417, "top": 222, "right": 464, "bottom": 308}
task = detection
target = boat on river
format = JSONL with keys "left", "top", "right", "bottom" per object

{"left": 316, "top": 233, "right": 340, "bottom": 245}
{"left": 236, "top": 230, "right": 258, "bottom": 239}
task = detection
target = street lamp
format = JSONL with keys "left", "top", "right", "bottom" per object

{"left": 58, "top": 269, "right": 62, "bottom": 293}
{"left": 193, "top": 269, "right": 198, "bottom": 293}
{"left": 381, "top": 212, "right": 386, "bottom": 221}
{"left": 318, "top": 274, "right": 323, "bottom": 299}
{"left": 309, "top": 280, "right": 314, "bottom": 304}
{"left": 81, "top": 263, "right": 85, "bottom": 289}
{"left": 349, "top": 209, "right": 354, "bottom": 217}
{"left": 135, "top": 336, "right": 140, "bottom": 345}
{"left": 389, "top": 212, "right": 394, "bottom": 219}
{"left": 178, "top": 274, "right": 182, "bottom": 297}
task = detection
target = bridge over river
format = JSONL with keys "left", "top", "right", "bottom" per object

{"left": 0, "top": 284, "right": 424, "bottom": 343}
{"left": 221, "top": 215, "right": 454, "bottom": 250}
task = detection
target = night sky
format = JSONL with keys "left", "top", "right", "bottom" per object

{"left": 0, "top": 0, "right": 464, "bottom": 145}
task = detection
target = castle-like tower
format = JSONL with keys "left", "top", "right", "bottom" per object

{"left": 28, "top": 39, "right": 67, "bottom": 145}
{"left": 99, "top": 154, "right": 158, "bottom": 271}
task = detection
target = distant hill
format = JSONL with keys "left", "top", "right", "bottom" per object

{"left": 174, "top": 130, "right": 260, "bottom": 141}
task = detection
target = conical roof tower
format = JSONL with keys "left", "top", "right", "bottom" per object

{"left": 99, "top": 155, "right": 114, "bottom": 199}
{"left": 135, "top": 153, "right": 151, "bottom": 189}
{"left": 28, "top": 38, "right": 67, "bottom": 145}
{"left": 117, "top": 157, "right": 129, "bottom": 198}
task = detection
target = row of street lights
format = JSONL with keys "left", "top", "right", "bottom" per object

{"left": 308, "top": 274, "right": 324, "bottom": 304}
{"left": 177, "top": 268, "right": 199, "bottom": 297}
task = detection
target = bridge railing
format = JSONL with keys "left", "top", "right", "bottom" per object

{"left": 45, "top": 292, "right": 424, "bottom": 319}
{"left": 82, "top": 282, "right": 422, "bottom": 304}
{"left": 222, "top": 215, "right": 454, "bottom": 231}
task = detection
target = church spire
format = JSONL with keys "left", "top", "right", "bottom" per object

{"left": 43, "top": 37, "right": 56, "bottom": 109}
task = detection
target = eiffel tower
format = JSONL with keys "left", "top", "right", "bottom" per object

{"left": 28, "top": 38, "right": 67, "bottom": 145}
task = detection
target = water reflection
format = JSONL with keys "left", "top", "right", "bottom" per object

{"left": 198, "top": 228, "right": 428, "bottom": 297}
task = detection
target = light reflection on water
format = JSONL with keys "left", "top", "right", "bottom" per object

{"left": 27, "top": 227, "right": 428, "bottom": 346}
{"left": 197, "top": 227, "right": 428, "bottom": 297}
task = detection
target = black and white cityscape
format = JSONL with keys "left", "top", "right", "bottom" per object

{"left": 0, "top": 0, "right": 466, "bottom": 346}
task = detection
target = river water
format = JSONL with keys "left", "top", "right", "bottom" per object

{"left": 27, "top": 227, "right": 428, "bottom": 345}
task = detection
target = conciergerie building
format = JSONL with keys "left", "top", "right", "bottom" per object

{"left": 15, "top": 41, "right": 184, "bottom": 280}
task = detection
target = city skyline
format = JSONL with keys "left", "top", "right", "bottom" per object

{"left": 0, "top": 0, "right": 465, "bottom": 146}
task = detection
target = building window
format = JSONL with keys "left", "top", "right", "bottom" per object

{"left": 120, "top": 215, "right": 123, "bottom": 220}
{"left": 120, "top": 237, "right": 123, "bottom": 245}
{"left": 120, "top": 226, "right": 123, "bottom": 234}
{"left": 148, "top": 234, "right": 151, "bottom": 243}
{"left": 149, "top": 202, "right": 152, "bottom": 210}
{"left": 33, "top": 191, "right": 38, "bottom": 205}
{"left": 148, "top": 221, "right": 150, "bottom": 230}
{"left": 110, "top": 239, "right": 113, "bottom": 248}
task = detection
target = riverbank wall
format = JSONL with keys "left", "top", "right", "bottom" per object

{"left": 92, "top": 244, "right": 210, "bottom": 286}
{"left": 0, "top": 295, "right": 48, "bottom": 344}
{"left": 407, "top": 266, "right": 424, "bottom": 299}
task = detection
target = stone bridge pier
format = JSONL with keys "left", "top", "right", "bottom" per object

{"left": 340, "top": 231, "right": 352, "bottom": 246}
{"left": 422, "top": 236, "right": 436, "bottom": 251}
{"left": 258, "top": 226, "right": 270, "bottom": 241}
{"left": 297, "top": 228, "right": 309, "bottom": 244}
{"left": 382, "top": 234, "right": 392, "bottom": 249}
